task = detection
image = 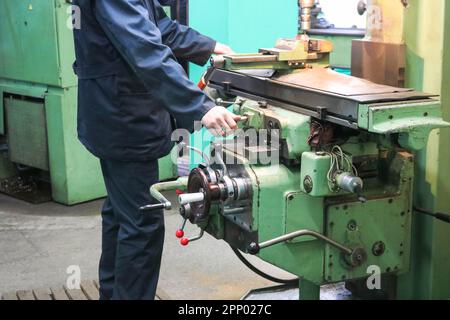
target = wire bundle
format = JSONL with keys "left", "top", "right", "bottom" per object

{"left": 326, "top": 146, "right": 358, "bottom": 192}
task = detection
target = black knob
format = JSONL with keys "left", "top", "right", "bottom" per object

{"left": 247, "top": 242, "right": 260, "bottom": 255}
{"left": 357, "top": 1, "right": 367, "bottom": 15}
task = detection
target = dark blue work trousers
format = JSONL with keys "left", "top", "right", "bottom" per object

{"left": 99, "top": 159, "right": 164, "bottom": 300}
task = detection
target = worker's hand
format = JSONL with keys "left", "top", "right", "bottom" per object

{"left": 201, "top": 107, "right": 241, "bottom": 137}
{"left": 214, "top": 42, "right": 235, "bottom": 55}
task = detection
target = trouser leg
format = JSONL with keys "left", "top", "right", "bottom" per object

{"left": 98, "top": 196, "right": 119, "bottom": 300}
{"left": 100, "top": 159, "right": 164, "bottom": 300}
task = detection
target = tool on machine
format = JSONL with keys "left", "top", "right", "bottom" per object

{"left": 299, "top": 0, "right": 315, "bottom": 33}
{"left": 299, "top": 0, "right": 332, "bottom": 32}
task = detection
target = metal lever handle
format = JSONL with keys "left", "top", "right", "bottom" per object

{"left": 176, "top": 218, "right": 188, "bottom": 239}
{"left": 178, "top": 142, "right": 211, "bottom": 166}
{"left": 238, "top": 116, "right": 249, "bottom": 123}
{"left": 140, "top": 177, "right": 188, "bottom": 214}
{"left": 139, "top": 203, "right": 166, "bottom": 213}
{"left": 180, "top": 229, "right": 205, "bottom": 246}
{"left": 247, "top": 229, "right": 353, "bottom": 255}
{"left": 215, "top": 98, "right": 236, "bottom": 106}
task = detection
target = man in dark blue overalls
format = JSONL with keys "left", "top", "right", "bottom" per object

{"left": 72, "top": 0, "right": 239, "bottom": 300}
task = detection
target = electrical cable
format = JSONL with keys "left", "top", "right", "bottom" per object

{"left": 326, "top": 146, "right": 357, "bottom": 192}
{"left": 230, "top": 246, "right": 298, "bottom": 285}
{"left": 414, "top": 206, "right": 450, "bottom": 224}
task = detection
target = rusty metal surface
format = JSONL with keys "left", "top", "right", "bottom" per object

{"left": 224, "top": 54, "right": 277, "bottom": 63}
{"left": 274, "top": 68, "right": 411, "bottom": 97}
{"left": 351, "top": 40, "right": 406, "bottom": 87}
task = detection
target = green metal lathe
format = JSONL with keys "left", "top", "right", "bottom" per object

{"left": 144, "top": 0, "right": 450, "bottom": 300}
{"left": 0, "top": 0, "right": 180, "bottom": 204}
{"left": 0, "top": 0, "right": 106, "bottom": 204}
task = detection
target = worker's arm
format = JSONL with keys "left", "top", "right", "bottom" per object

{"left": 94, "top": 0, "right": 237, "bottom": 133}
{"left": 154, "top": 1, "right": 216, "bottom": 65}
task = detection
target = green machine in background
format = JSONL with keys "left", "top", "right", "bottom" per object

{"left": 0, "top": 0, "right": 105, "bottom": 204}
{"left": 307, "top": 29, "right": 365, "bottom": 71}
{"left": 0, "top": 0, "right": 176, "bottom": 205}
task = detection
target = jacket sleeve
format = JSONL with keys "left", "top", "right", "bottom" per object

{"left": 154, "top": 1, "right": 216, "bottom": 66}
{"left": 94, "top": 0, "right": 214, "bottom": 131}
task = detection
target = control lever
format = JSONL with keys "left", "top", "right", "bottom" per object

{"left": 140, "top": 203, "right": 166, "bottom": 213}
{"left": 212, "top": 143, "right": 228, "bottom": 177}
{"left": 247, "top": 229, "right": 365, "bottom": 267}
{"left": 215, "top": 98, "right": 236, "bottom": 106}
{"left": 178, "top": 142, "right": 211, "bottom": 166}
{"left": 139, "top": 177, "right": 188, "bottom": 213}
{"left": 139, "top": 174, "right": 208, "bottom": 247}
{"left": 180, "top": 229, "right": 205, "bottom": 247}
{"left": 176, "top": 218, "right": 188, "bottom": 239}
{"left": 335, "top": 172, "right": 367, "bottom": 203}
{"left": 248, "top": 229, "right": 353, "bottom": 256}
{"left": 214, "top": 99, "right": 248, "bottom": 124}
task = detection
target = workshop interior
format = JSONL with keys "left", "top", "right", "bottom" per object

{"left": 0, "top": 0, "right": 450, "bottom": 301}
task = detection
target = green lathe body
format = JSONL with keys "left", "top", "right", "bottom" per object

{"left": 142, "top": 0, "right": 450, "bottom": 301}
{"left": 174, "top": 44, "right": 449, "bottom": 298}
{"left": 197, "top": 100, "right": 419, "bottom": 299}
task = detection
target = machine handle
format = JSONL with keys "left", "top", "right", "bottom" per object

{"left": 180, "top": 229, "right": 205, "bottom": 247}
{"left": 141, "top": 177, "right": 189, "bottom": 214}
{"left": 247, "top": 229, "right": 353, "bottom": 256}
{"left": 178, "top": 142, "right": 211, "bottom": 166}
{"left": 215, "top": 98, "right": 236, "bottom": 106}
{"left": 179, "top": 192, "right": 205, "bottom": 206}
{"left": 139, "top": 203, "right": 166, "bottom": 213}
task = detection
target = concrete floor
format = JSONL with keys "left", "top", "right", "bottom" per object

{"left": 0, "top": 193, "right": 294, "bottom": 300}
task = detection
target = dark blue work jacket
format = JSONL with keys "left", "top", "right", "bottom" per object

{"left": 72, "top": 0, "right": 216, "bottom": 161}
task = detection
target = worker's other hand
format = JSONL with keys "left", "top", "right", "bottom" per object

{"left": 201, "top": 107, "right": 241, "bottom": 137}
{"left": 214, "top": 42, "right": 235, "bottom": 55}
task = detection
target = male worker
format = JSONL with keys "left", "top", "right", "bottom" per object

{"left": 72, "top": 0, "right": 239, "bottom": 300}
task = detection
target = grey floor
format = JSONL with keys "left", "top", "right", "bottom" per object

{"left": 0, "top": 192, "right": 294, "bottom": 300}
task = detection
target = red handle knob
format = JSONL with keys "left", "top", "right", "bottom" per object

{"left": 175, "top": 230, "right": 184, "bottom": 239}
{"left": 180, "top": 238, "right": 190, "bottom": 246}
{"left": 197, "top": 77, "right": 207, "bottom": 90}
